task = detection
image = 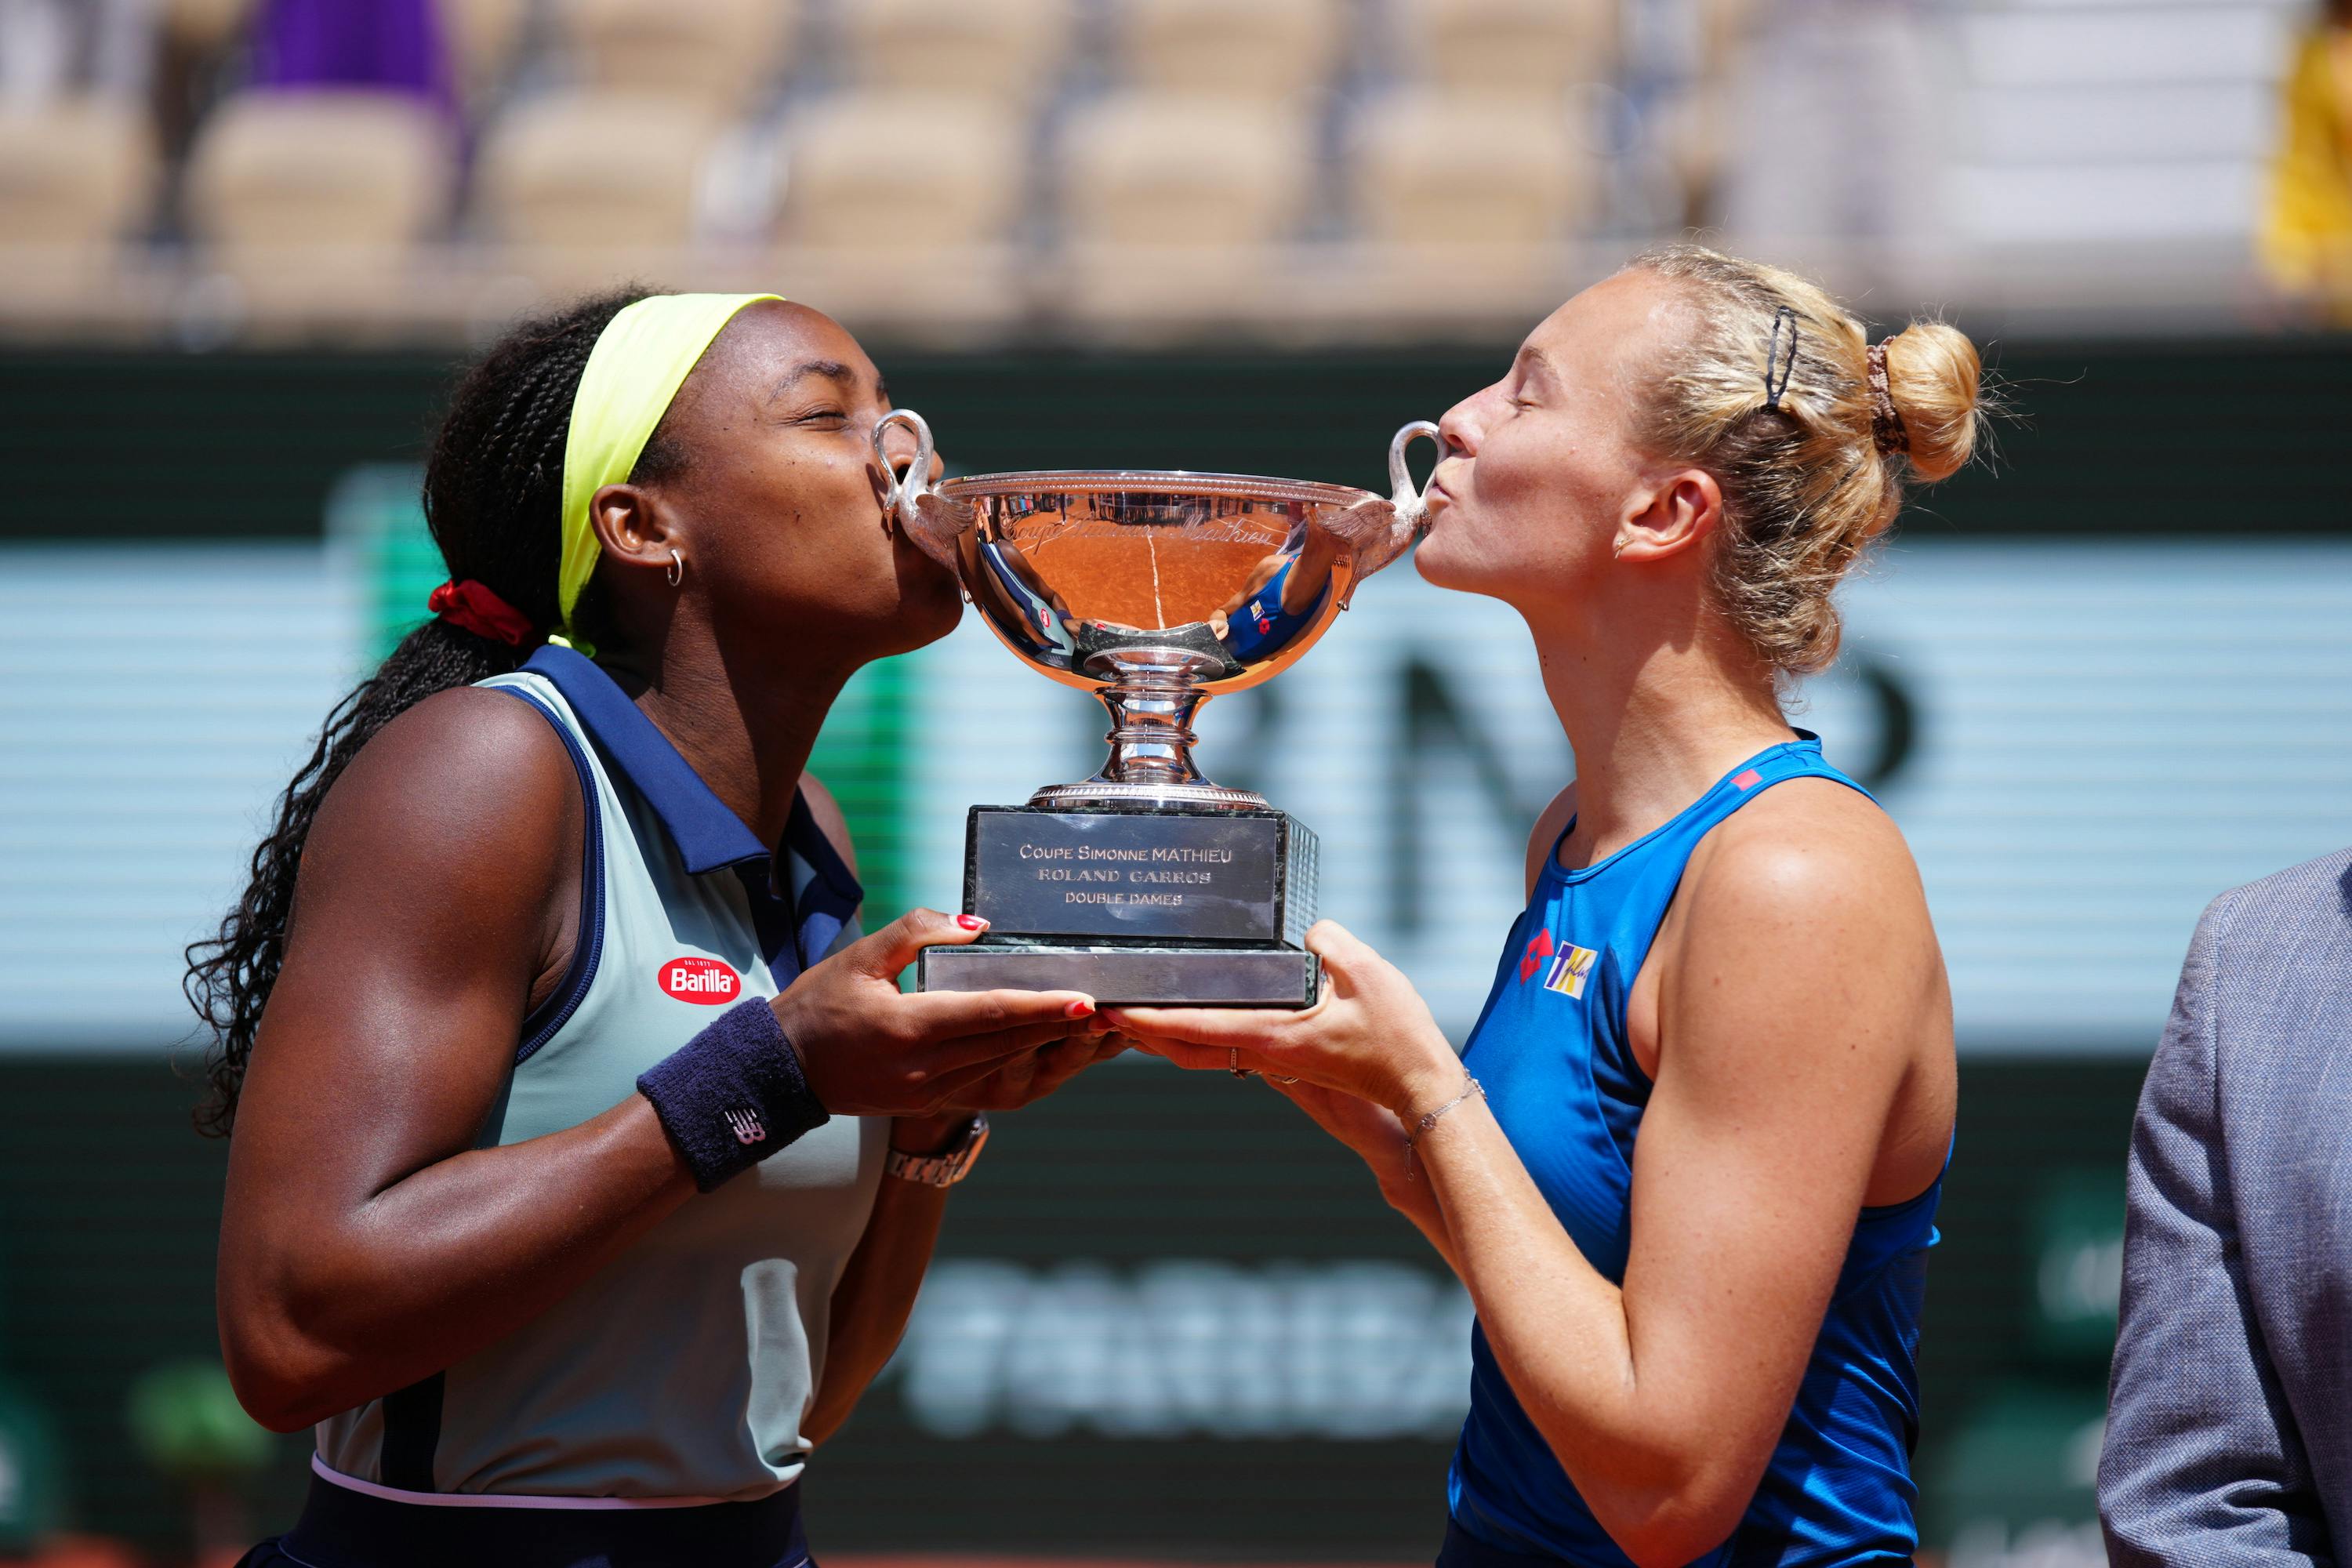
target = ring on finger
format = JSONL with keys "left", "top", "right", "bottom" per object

{"left": 1229, "top": 1047, "right": 1257, "bottom": 1081}
{"left": 1269, "top": 1074, "right": 1300, "bottom": 1085}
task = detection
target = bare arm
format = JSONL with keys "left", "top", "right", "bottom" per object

{"left": 218, "top": 688, "right": 700, "bottom": 1432}
{"left": 1112, "top": 786, "right": 1949, "bottom": 1566}
{"left": 220, "top": 699, "right": 1094, "bottom": 1434}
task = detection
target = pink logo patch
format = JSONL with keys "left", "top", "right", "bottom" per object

{"left": 1518, "top": 927, "right": 1555, "bottom": 983}
{"left": 659, "top": 956, "right": 739, "bottom": 1005}
{"left": 1733, "top": 768, "right": 1764, "bottom": 791}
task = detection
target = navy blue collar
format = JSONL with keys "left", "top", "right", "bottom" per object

{"left": 520, "top": 645, "right": 862, "bottom": 920}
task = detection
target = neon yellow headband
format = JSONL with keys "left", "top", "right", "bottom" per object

{"left": 557, "top": 292, "right": 782, "bottom": 635}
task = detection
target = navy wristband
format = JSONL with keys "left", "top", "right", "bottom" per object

{"left": 637, "top": 998, "right": 829, "bottom": 1192}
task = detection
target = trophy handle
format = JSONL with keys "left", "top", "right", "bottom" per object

{"left": 1328, "top": 419, "right": 1443, "bottom": 610}
{"left": 873, "top": 408, "right": 972, "bottom": 584}
{"left": 872, "top": 408, "right": 938, "bottom": 521}
{"left": 1388, "top": 419, "right": 1443, "bottom": 531}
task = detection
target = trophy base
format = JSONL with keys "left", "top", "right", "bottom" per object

{"left": 1028, "top": 779, "right": 1270, "bottom": 813}
{"left": 916, "top": 941, "right": 1320, "bottom": 1007}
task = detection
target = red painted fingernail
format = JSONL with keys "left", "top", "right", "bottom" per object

{"left": 956, "top": 914, "right": 987, "bottom": 931}
{"left": 1065, "top": 998, "right": 1096, "bottom": 1019}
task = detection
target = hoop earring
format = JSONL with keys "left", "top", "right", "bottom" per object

{"left": 666, "top": 549, "right": 684, "bottom": 588}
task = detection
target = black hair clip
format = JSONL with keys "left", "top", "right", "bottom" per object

{"left": 1762, "top": 306, "right": 1798, "bottom": 412}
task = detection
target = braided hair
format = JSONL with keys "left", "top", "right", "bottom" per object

{"left": 185, "top": 288, "right": 688, "bottom": 1135}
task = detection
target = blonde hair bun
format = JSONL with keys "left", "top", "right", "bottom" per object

{"left": 1879, "top": 320, "right": 1984, "bottom": 483}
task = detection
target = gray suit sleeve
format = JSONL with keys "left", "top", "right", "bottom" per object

{"left": 2099, "top": 893, "right": 2334, "bottom": 1566}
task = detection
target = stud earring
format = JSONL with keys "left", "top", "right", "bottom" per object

{"left": 666, "top": 548, "right": 684, "bottom": 588}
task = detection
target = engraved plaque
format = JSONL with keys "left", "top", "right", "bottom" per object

{"left": 967, "top": 808, "right": 1293, "bottom": 942}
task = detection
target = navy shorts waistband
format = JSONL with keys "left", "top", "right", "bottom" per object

{"left": 244, "top": 1470, "right": 808, "bottom": 1568}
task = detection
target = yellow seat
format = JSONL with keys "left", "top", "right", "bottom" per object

{"left": 834, "top": 0, "right": 1073, "bottom": 105}
{"left": 1351, "top": 90, "right": 1592, "bottom": 245}
{"left": 1114, "top": 0, "right": 1345, "bottom": 99}
{"left": 1394, "top": 0, "right": 1617, "bottom": 96}
{"left": 550, "top": 0, "right": 798, "bottom": 111}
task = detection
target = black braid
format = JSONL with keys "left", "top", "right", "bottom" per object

{"left": 184, "top": 287, "right": 670, "bottom": 1136}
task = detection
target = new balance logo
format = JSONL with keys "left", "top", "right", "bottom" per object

{"left": 726, "top": 1109, "right": 766, "bottom": 1146}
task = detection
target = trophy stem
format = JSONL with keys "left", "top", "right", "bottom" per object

{"left": 1029, "top": 659, "right": 1269, "bottom": 811}
{"left": 1099, "top": 672, "right": 1206, "bottom": 788}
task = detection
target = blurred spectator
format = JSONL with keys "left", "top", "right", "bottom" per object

{"left": 248, "top": 0, "right": 453, "bottom": 120}
{"left": 0, "top": 0, "right": 156, "bottom": 106}
{"left": 2258, "top": 0, "right": 2352, "bottom": 318}
{"left": 1711, "top": 0, "right": 1949, "bottom": 249}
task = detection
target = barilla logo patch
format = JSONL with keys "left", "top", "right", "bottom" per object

{"left": 1544, "top": 946, "right": 1599, "bottom": 1000}
{"left": 659, "top": 956, "right": 739, "bottom": 1004}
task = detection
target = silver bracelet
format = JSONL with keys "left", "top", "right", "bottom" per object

{"left": 1403, "top": 1076, "right": 1484, "bottom": 1177}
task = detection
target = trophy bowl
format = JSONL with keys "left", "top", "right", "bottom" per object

{"left": 877, "top": 409, "right": 1441, "bottom": 812}
{"left": 878, "top": 410, "right": 1441, "bottom": 1007}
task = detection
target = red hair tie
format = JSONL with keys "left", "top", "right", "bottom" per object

{"left": 427, "top": 579, "right": 534, "bottom": 647}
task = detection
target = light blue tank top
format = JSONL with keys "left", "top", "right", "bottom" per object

{"left": 1447, "top": 734, "right": 1942, "bottom": 1566}
{"left": 314, "top": 646, "right": 883, "bottom": 1502}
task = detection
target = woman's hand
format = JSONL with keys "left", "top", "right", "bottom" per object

{"left": 771, "top": 909, "right": 1100, "bottom": 1118}
{"left": 889, "top": 1029, "right": 1130, "bottom": 1153}
{"left": 1105, "top": 920, "right": 1463, "bottom": 1120}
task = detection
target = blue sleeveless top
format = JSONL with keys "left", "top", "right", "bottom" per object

{"left": 1446, "top": 734, "right": 1942, "bottom": 1566}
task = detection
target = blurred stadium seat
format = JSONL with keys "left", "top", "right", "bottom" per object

{"left": 1061, "top": 93, "right": 1313, "bottom": 245}
{"left": 833, "top": 0, "right": 1074, "bottom": 106}
{"left": 1394, "top": 0, "right": 1617, "bottom": 96}
{"left": 0, "top": 96, "right": 156, "bottom": 327}
{"left": 182, "top": 89, "right": 451, "bottom": 330}
{"left": 0, "top": 97, "right": 154, "bottom": 247}
{"left": 1113, "top": 0, "right": 1347, "bottom": 99}
{"left": 780, "top": 93, "right": 1025, "bottom": 247}
{"left": 442, "top": 0, "right": 534, "bottom": 106}
{"left": 186, "top": 90, "right": 450, "bottom": 252}
{"left": 772, "top": 93, "right": 1028, "bottom": 339}
{"left": 1055, "top": 92, "right": 1315, "bottom": 335}
{"left": 1352, "top": 90, "right": 1592, "bottom": 244}
{"left": 474, "top": 89, "right": 722, "bottom": 270}
{"left": 550, "top": 0, "right": 797, "bottom": 112}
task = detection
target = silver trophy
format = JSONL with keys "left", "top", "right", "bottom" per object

{"left": 877, "top": 410, "right": 1440, "bottom": 1006}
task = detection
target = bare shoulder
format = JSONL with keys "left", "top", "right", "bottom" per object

{"left": 1665, "top": 776, "right": 1941, "bottom": 1030}
{"left": 300, "top": 684, "right": 582, "bottom": 907}
{"left": 798, "top": 771, "right": 860, "bottom": 877}
{"left": 1523, "top": 781, "right": 1579, "bottom": 898}
{"left": 1690, "top": 777, "right": 1923, "bottom": 913}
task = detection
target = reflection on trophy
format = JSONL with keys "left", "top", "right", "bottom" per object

{"left": 876, "top": 409, "right": 1440, "bottom": 1007}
